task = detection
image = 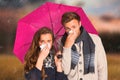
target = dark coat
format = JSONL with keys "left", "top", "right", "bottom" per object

{"left": 25, "top": 67, "right": 68, "bottom": 80}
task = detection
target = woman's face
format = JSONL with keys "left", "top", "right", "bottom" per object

{"left": 39, "top": 33, "right": 53, "bottom": 49}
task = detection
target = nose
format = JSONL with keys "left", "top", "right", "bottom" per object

{"left": 44, "top": 41, "right": 48, "bottom": 44}
{"left": 66, "top": 28, "right": 72, "bottom": 33}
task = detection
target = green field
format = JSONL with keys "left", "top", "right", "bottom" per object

{"left": 0, "top": 54, "right": 120, "bottom": 80}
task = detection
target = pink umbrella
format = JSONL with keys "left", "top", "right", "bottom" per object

{"left": 13, "top": 2, "right": 98, "bottom": 63}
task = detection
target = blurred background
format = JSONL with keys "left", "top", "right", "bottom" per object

{"left": 0, "top": 0, "right": 120, "bottom": 80}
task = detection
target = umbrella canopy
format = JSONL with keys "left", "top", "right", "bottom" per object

{"left": 13, "top": 2, "right": 97, "bottom": 63}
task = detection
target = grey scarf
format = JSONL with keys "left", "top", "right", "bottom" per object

{"left": 43, "top": 51, "right": 55, "bottom": 69}
{"left": 61, "top": 26, "right": 95, "bottom": 74}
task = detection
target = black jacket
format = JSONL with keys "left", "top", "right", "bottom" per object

{"left": 25, "top": 67, "right": 68, "bottom": 80}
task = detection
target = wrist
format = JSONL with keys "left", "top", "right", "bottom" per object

{"left": 56, "top": 66, "right": 63, "bottom": 72}
{"left": 36, "top": 58, "right": 43, "bottom": 70}
{"left": 64, "top": 43, "right": 73, "bottom": 48}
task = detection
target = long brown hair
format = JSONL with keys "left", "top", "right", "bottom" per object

{"left": 24, "top": 27, "right": 54, "bottom": 79}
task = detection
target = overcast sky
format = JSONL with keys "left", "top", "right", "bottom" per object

{"left": 0, "top": 0, "right": 119, "bottom": 17}
{"left": 82, "top": 0, "right": 120, "bottom": 17}
{"left": 55, "top": 0, "right": 120, "bottom": 17}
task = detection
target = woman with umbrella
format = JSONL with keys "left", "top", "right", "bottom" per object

{"left": 24, "top": 27, "right": 67, "bottom": 80}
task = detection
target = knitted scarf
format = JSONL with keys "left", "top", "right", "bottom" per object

{"left": 61, "top": 26, "right": 95, "bottom": 74}
{"left": 43, "top": 51, "right": 55, "bottom": 69}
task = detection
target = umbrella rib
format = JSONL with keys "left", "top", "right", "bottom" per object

{"left": 47, "top": 3, "right": 54, "bottom": 33}
{"left": 55, "top": 26, "right": 64, "bottom": 37}
{"left": 52, "top": 4, "right": 63, "bottom": 38}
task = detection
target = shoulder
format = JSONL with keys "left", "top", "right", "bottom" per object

{"left": 88, "top": 33, "right": 102, "bottom": 44}
{"left": 88, "top": 33, "right": 105, "bottom": 50}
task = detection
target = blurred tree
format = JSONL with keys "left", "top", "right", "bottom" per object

{"left": 100, "top": 33, "right": 120, "bottom": 53}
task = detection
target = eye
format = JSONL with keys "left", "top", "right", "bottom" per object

{"left": 65, "top": 27, "right": 71, "bottom": 32}
{"left": 72, "top": 26, "right": 76, "bottom": 29}
{"left": 40, "top": 40, "right": 44, "bottom": 43}
{"left": 47, "top": 40, "right": 52, "bottom": 43}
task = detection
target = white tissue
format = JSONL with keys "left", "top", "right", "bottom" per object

{"left": 40, "top": 44, "right": 46, "bottom": 50}
{"left": 40, "top": 43, "right": 51, "bottom": 50}
{"left": 47, "top": 43, "right": 51, "bottom": 48}
{"left": 68, "top": 30, "right": 74, "bottom": 34}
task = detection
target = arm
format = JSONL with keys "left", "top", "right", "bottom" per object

{"left": 25, "top": 46, "right": 50, "bottom": 80}
{"left": 61, "top": 32, "right": 77, "bottom": 75}
{"left": 62, "top": 47, "right": 71, "bottom": 74}
{"left": 54, "top": 49, "right": 68, "bottom": 80}
{"left": 97, "top": 36, "right": 108, "bottom": 80}
{"left": 25, "top": 67, "right": 42, "bottom": 80}
{"left": 36, "top": 45, "right": 50, "bottom": 70}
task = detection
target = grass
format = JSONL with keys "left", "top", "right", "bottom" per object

{"left": 0, "top": 54, "right": 25, "bottom": 80}
{"left": 107, "top": 53, "right": 120, "bottom": 80}
{"left": 0, "top": 53, "right": 120, "bottom": 80}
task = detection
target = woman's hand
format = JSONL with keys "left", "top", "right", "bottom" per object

{"left": 36, "top": 45, "right": 50, "bottom": 70}
{"left": 54, "top": 51, "right": 63, "bottom": 72}
{"left": 39, "top": 45, "right": 50, "bottom": 60}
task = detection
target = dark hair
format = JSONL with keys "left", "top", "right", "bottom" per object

{"left": 61, "top": 12, "right": 80, "bottom": 26}
{"left": 24, "top": 27, "right": 54, "bottom": 79}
